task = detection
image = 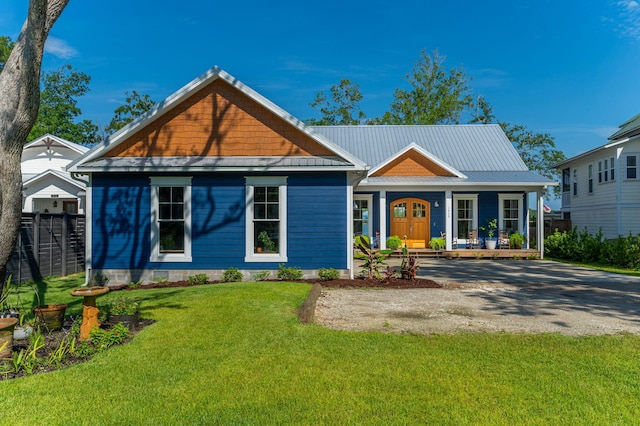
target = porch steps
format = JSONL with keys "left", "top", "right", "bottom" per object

{"left": 387, "top": 249, "right": 540, "bottom": 260}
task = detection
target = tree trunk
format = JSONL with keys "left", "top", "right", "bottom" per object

{"left": 0, "top": 0, "right": 69, "bottom": 287}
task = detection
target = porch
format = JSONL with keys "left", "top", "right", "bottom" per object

{"left": 385, "top": 248, "right": 540, "bottom": 260}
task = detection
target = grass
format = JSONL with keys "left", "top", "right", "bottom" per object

{"left": 547, "top": 257, "right": 640, "bottom": 277}
{"left": 1, "top": 275, "right": 640, "bottom": 424}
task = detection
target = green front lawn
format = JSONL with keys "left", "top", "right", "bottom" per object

{"left": 1, "top": 275, "right": 639, "bottom": 424}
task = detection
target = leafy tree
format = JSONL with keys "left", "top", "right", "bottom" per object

{"left": 306, "top": 79, "right": 366, "bottom": 125}
{"left": 0, "top": 36, "right": 15, "bottom": 72}
{"left": 500, "top": 122, "right": 566, "bottom": 197}
{"left": 379, "top": 50, "right": 473, "bottom": 125}
{"left": 28, "top": 64, "right": 99, "bottom": 143}
{"left": 0, "top": 0, "right": 69, "bottom": 286}
{"left": 105, "top": 90, "right": 156, "bottom": 134}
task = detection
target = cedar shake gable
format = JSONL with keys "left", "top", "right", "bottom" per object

{"left": 106, "top": 79, "right": 334, "bottom": 158}
{"left": 67, "top": 67, "right": 367, "bottom": 173}
{"left": 368, "top": 143, "right": 465, "bottom": 179}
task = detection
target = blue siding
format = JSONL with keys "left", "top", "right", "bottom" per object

{"left": 91, "top": 175, "right": 151, "bottom": 270}
{"left": 91, "top": 172, "right": 348, "bottom": 271}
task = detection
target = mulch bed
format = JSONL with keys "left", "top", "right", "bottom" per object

{"left": 109, "top": 277, "right": 442, "bottom": 291}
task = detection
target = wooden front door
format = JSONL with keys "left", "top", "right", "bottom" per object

{"left": 390, "top": 198, "right": 430, "bottom": 248}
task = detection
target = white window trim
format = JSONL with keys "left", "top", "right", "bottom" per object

{"left": 150, "top": 176, "right": 192, "bottom": 262}
{"left": 245, "top": 176, "right": 288, "bottom": 263}
{"left": 354, "top": 194, "right": 373, "bottom": 241}
{"left": 498, "top": 193, "right": 523, "bottom": 233}
{"left": 572, "top": 168, "right": 578, "bottom": 196}
{"left": 453, "top": 193, "right": 478, "bottom": 243}
{"left": 588, "top": 163, "right": 594, "bottom": 194}
{"left": 625, "top": 153, "right": 639, "bottom": 180}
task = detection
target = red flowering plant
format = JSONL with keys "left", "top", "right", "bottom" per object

{"left": 107, "top": 297, "right": 140, "bottom": 315}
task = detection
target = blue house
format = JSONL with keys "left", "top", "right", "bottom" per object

{"left": 67, "top": 67, "right": 554, "bottom": 284}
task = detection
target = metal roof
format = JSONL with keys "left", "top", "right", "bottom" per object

{"left": 362, "top": 171, "right": 554, "bottom": 186}
{"left": 73, "top": 155, "right": 355, "bottom": 172}
{"left": 310, "top": 124, "right": 529, "bottom": 172}
{"left": 609, "top": 112, "right": 640, "bottom": 141}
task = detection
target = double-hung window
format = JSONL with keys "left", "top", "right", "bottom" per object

{"left": 588, "top": 164, "right": 594, "bottom": 193}
{"left": 610, "top": 156, "right": 615, "bottom": 181}
{"left": 453, "top": 194, "right": 477, "bottom": 241}
{"left": 150, "top": 177, "right": 192, "bottom": 262}
{"left": 245, "top": 177, "right": 287, "bottom": 262}
{"left": 598, "top": 161, "right": 603, "bottom": 183}
{"left": 626, "top": 155, "right": 638, "bottom": 179}
{"left": 572, "top": 169, "right": 577, "bottom": 196}
{"left": 499, "top": 194, "right": 523, "bottom": 235}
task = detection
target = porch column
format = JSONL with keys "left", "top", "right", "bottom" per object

{"left": 445, "top": 190, "right": 453, "bottom": 251}
{"left": 537, "top": 190, "right": 545, "bottom": 259}
{"left": 347, "top": 185, "right": 354, "bottom": 279}
{"left": 379, "top": 190, "right": 387, "bottom": 250}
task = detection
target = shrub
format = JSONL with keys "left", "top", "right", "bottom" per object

{"left": 222, "top": 268, "right": 243, "bottom": 282}
{"left": 89, "top": 323, "right": 130, "bottom": 352}
{"left": 429, "top": 237, "right": 445, "bottom": 250}
{"left": 277, "top": 264, "right": 303, "bottom": 281}
{"left": 188, "top": 273, "right": 209, "bottom": 285}
{"left": 386, "top": 235, "right": 402, "bottom": 250}
{"left": 318, "top": 268, "right": 340, "bottom": 281}
{"left": 545, "top": 228, "right": 640, "bottom": 270}
{"left": 354, "top": 235, "right": 369, "bottom": 247}
{"left": 253, "top": 270, "right": 271, "bottom": 281}
{"left": 91, "top": 273, "right": 109, "bottom": 287}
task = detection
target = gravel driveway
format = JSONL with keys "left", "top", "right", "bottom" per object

{"left": 315, "top": 260, "right": 640, "bottom": 336}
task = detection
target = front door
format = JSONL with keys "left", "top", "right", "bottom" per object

{"left": 390, "top": 198, "right": 430, "bottom": 248}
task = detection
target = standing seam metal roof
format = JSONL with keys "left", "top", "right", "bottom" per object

{"left": 310, "top": 124, "right": 529, "bottom": 172}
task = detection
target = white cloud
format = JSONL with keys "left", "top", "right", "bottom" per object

{"left": 614, "top": 0, "right": 640, "bottom": 41}
{"left": 44, "top": 37, "right": 78, "bottom": 59}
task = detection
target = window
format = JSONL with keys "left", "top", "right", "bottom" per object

{"left": 598, "top": 161, "right": 603, "bottom": 183}
{"left": 604, "top": 159, "right": 608, "bottom": 182}
{"left": 626, "top": 155, "right": 637, "bottom": 179}
{"left": 499, "top": 194, "right": 523, "bottom": 235}
{"left": 588, "top": 164, "right": 593, "bottom": 193}
{"left": 150, "top": 177, "right": 192, "bottom": 262}
{"left": 354, "top": 194, "right": 373, "bottom": 241}
{"left": 453, "top": 194, "right": 477, "bottom": 240}
{"left": 572, "top": 169, "right": 577, "bottom": 196}
{"left": 610, "top": 156, "right": 615, "bottom": 181}
{"left": 245, "top": 177, "right": 287, "bottom": 262}
{"left": 562, "top": 168, "right": 570, "bottom": 192}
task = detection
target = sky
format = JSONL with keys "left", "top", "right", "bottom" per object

{"left": 2, "top": 1, "right": 640, "bottom": 162}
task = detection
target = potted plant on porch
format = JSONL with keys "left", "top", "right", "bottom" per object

{"left": 480, "top": 218, "right": 498, "bottom": 250}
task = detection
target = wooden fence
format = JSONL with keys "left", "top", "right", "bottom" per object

{"left": 6, "top": 213, "right": 85, "bottom": 283}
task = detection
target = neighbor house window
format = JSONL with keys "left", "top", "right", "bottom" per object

{"left": 562, "top": 168, "right": 570, "bottom": 192}
{"left": 499, "top": 194, "right": 523, "bottom": 235}
{"left": 245, "top": 176, "right": 287, "bottom": 262}
{"left": 588, "top": 164, "right": 593, "bottom": 193}
{"left": 610, "top": 156, "right": 615, "bottom": 181}
{"left": 453, "top": 194, "right": 478, "bottom": 241}
{"left": 150, "top": 177, "right": 192, "bottom": 262}
{"left": 604, "top": 159, "right": 609, "bottom": 182}
{"left": 598, "top": 161, "right": 603, "bottom": 183}
{"left": 572, "top": 169, "right": 577, "bottom": 196}
{"left": 626, "top": 155, "right": 637, "bottom": 179}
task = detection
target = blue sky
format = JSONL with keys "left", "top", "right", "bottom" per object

{"left": 2, "top": 0, "right": 640, "bottom": 160}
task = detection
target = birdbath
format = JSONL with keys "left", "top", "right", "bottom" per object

{"left": 70, "top": 286, "right": 109, "bottom": 340}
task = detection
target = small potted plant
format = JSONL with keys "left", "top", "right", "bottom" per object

{"left": 257, "top": 230, "right": 277, "bottom": 253}
{"left": 480, "top": 218, "right": 498, "bottom": 249}
{"left": 510, "top": 231, "right": 526, "bottom": 249}
{"left": 108, "top": 297, "right": 140, "bottom": 330}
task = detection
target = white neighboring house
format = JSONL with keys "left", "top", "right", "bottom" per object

{"left": 554, "top": 113, "right": 640, "bottom": 239}
{"left": 21, "top": 134, "right": 89, "bottom": 214}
